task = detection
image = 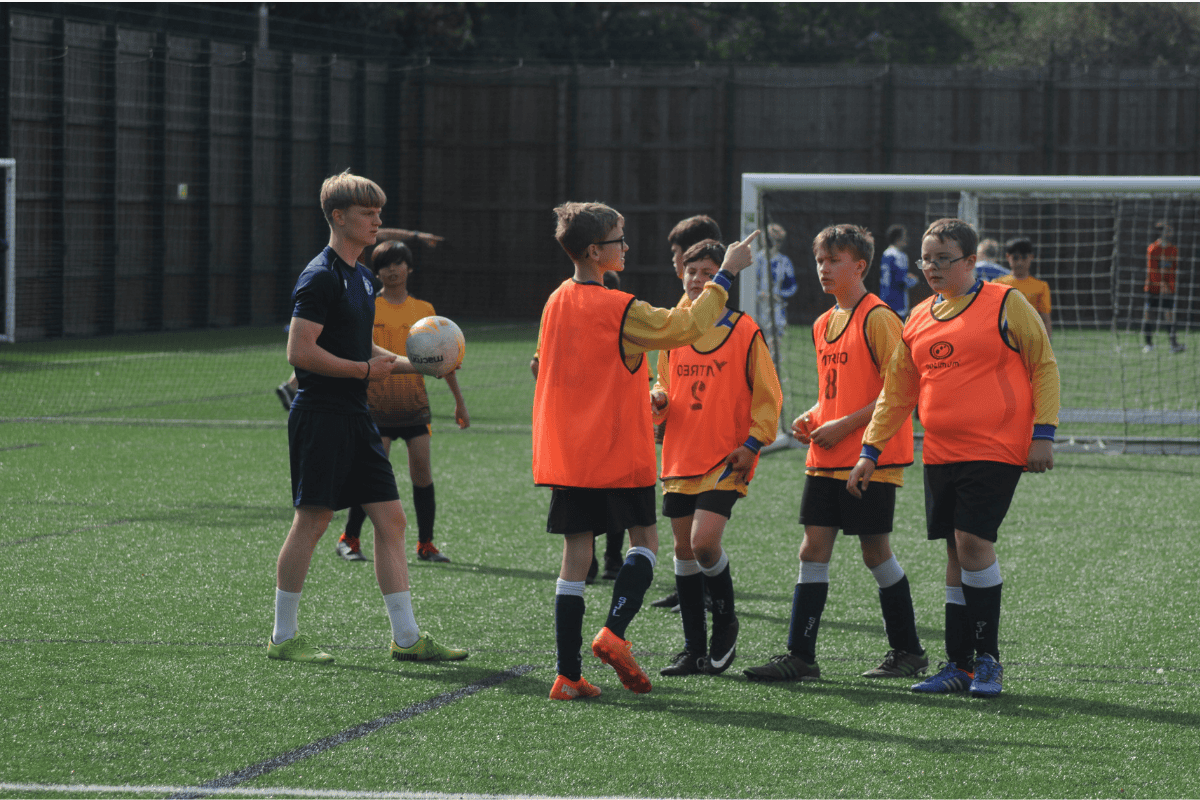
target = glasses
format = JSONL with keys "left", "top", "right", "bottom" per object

{"left": 917, "top": 254, "right": 968, "bottom": 271}
{"left": 595, "top": 236, "right": 626, "bottom": 247}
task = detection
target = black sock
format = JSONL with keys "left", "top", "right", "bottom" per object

{"left": 879, "top": 576, "right": 923, "bottom": 655}
{"left": 345, "top": 505, "right": 367, "bottom": 539}
{"left": 412, "top": 483, "right": 435, "bottom": 545}
{"left": 945, "top": 602, "right": 972, "bottom": 667}
{"left": 787, "top": 581, "right": 828, "bottom": 664}
{"left": 604, "top": 552, "right": 654, "bottom": 639}
{"left": 705, "top": 562, "right": 736, "bottom": 623}
{"left": 675, "top": 571, "right": 707, "bottom": 655}
{"left": 962, "top": 582, "right": 1003, "bottom": 662}
{"left": 554, "top": 593, "right": 585, "bottom": 681}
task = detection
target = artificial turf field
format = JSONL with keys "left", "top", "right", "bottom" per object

{"left": 1, "top": 325, "right": 1197, "bottom": 799}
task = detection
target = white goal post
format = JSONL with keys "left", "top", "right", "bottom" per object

{"left": 739, "top": 173, "right": 1200, "bottom": 456}
{"left": 1, "top": 158, "right": 14, "bottom": 343}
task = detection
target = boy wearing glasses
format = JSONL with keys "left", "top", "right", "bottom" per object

{"left": 533, "top": 201, "right": 758, "bottom": 700}
{"left": 847, "top": 218, "right": 1060, "bottom": 699}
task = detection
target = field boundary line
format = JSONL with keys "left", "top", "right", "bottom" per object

{"left": 169, "top": 665, "right": 538, "bottom": 799}
{"left": 0, "top": 783, "right": 618, "bottom": 799}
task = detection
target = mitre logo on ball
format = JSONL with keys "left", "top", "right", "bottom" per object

{"left": 406, "top": 316, "right": 465, "bottom": 377}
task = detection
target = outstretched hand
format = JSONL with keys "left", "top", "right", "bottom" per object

{"left": 720, "top": 230, "right": 762, "bottom": 275}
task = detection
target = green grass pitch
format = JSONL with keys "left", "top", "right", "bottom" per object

{"left": 0, "top": 325, "right": 1197, "bottom": 799}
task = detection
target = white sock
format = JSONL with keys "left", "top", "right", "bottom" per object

{"left": 555, "top": 578, "right": 586, "bottom": 598}
{"left": 673, "top": 558, "right": 702, "bottom": 577}
{"left": 945, "top": 585, "right": 966, "bottom": 606}
{"left": 701, "top": 549, "right": 729, "bottom": 577}
{"left": 384, "top": 591, "right": 420, "bottom": 648}
{"left": 272, "top": 589, "right": 301, "bottom": 644}
{"left": 628, "top": 546, "right": 657, "bottom": 569}
{"left": 799, "top": 560, "right": 830, "bottom": 584}
{"left": 869, "top": 555, "right": 905, "bottom": 589}
{"left": 962, "top": 560, "right": 1003, "bottom": 589}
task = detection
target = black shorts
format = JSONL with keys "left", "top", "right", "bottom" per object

{"left": 377, "top": 424, "right": 430, "bottom": 442}
{"left": 923, "top": 461, "right": 1023, "bottom": 542}
{"left": 662, "top": 490, "right": 740, "bottom": 520}
{"left": 799, "top": 475, "right": 895, "bottom": 536}
{"left": 1144, "top": 294, "right": 1176, "bottom": 312}
{"left": 288, "top": 408, "right": 400, "bottom": 511}
{"left": 546, "top": 486, "right": 657, "bottom": 535}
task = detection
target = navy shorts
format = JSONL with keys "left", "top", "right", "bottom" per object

{"left": 377, "top": 424, "right": 430, "bottom": 442}
{"left": 923, "top": 461, "right": 1023, "bottom": 542}
{"left": 288, "top": 408, "right": 400, "bottom": 510}
{"left": 799, "top": 475, "right": 896, "bottom": 536}
{"left": 662, "top": 490, "right": 740, "bottom": 520}
{"left": 547, "top": 486, "right": 657, "bottom": 535}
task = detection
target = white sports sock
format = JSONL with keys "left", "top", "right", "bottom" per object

{"left": 700, "top": 549, "right": 729, "bottom": 577}
{"left": 962, "top": 560, "right": 1003, "bottom": 589}
{"left": 869, "top": 555, "right": 905, "bottom": 589}
{"left": 945, "top": 585, "right": 966, "bottom": 606}
{"left": 799, "top": 560, "right": 830, "bottom": 584}
{"left": 627, "top": 546, "right": 657, "bottom": 569}
{"left": 555, "top": 578, "right": 586, "bottom": 598}
{"left": 673, "top": 558, "right": 702, "bottom": 577}
{"left": 272, "top": 588, "right": 301, "bottom": 645}
{"left": 384, "top": 591, "right": 420, "bottom": 648}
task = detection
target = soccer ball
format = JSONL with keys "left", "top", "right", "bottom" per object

{"left": 406, "top": 316, "right": 465, "bottom": 377}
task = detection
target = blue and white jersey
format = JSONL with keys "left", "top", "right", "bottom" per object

{"left": 879, "top": 245, "right": 918, "bottom": 316}
{"left": 974, "top": 260, "right": 1012, "bottom": 283}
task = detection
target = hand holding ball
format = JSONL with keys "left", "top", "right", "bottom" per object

{"left": 406, "top": 316, "right": 465, "bottom": 377}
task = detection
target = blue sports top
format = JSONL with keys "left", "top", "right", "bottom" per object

{"left": 290, "top": 246, "right": 377, "bottom": 415}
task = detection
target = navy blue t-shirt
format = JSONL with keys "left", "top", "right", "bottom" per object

{"left": 290, "top": 246, "right": 378, "bottom": 414}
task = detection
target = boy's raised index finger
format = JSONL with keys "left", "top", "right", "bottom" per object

{"left": 740, "top": 229, "right": 762, "bottom": 247}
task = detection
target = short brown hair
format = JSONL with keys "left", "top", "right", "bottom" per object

{"left": 813, "top": 224, "right": 875, "bottom": 273}
{"left": 371, "top": 240, "right": 413, "bottom": 274}
{"left": 320, "top": 170, "right": 386, "bottom": 225}
{"left": 681, "top": 238, "right": 726, "bottom": 268}
{"left": 923, "top": 218, "right": 978, "bottom": 257}
{"left": 554, "top": 201, "right": 623, "bottom": 261}
{"left": 668, "top": 215, "right": 722, "bottom": 252}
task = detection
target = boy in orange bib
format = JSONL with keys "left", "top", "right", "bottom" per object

{"left": 848, "top": 218, "right": 1060, "bottom": 699}
{"left": 743, "top": 224, "right": 924, "bottom": 684}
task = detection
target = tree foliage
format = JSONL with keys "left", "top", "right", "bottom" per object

{"left": 257, "top": 2, "right": 1200, "bottom": 68}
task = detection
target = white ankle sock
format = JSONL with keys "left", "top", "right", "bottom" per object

{"left": 272, "top": 589, "right": 301, "bottom": 644}
{"left": 384, "top": 591, "right": 420, "bottom": 648}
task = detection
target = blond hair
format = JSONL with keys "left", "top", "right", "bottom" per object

{"left": 320, "top": 170, "right": 386, "bottom": 225}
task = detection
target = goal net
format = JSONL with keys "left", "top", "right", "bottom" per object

{"left": 740, "top": 174, "right": 1200, "bottom": 456}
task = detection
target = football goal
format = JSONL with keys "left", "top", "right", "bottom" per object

{"left": 1, "top": 158, "right": 14, "bottom": 343}
{"left": 740, "top": 174, "right": 1200, "bottom": 456}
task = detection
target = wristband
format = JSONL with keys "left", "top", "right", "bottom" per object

{"left": 743, "top": 436, "right": 763, "bottom": 454}
{"left": 859, "top": 444, "right": 882, "bottom": 463}
{"left": 1032, "top": 424, "right": 1056, "bottom": 442}
{"left": 713, "top": 269, "right": 735, "bottom": 291}
{"left": 364, "top": 361, "right": 371, "bottom": 380}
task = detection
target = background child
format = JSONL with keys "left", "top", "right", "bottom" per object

{"left": 336, "top": 240, "right": 470, "bottom": 564}
{"left": 1140, "top": 221, "right": 1185, "bottom": 353}
{"left": 651, "top": 239, "right": 782, "bottom": 677}
{"left": 743, "top": 224, "right": 924, "bottom": 684}
{"left": 995, "top": 237, "right": 1052, "bottom": 338}
{"left": 879, "top": 224, "right": 920, "bottom": 318}
{"left": 848, "top": 218, "right": 1059, "bottom": 699}
{"left": 973, "top": 238, "right": 1011, "bottom": 282}
{"left": 533, "top": 201, "right": 758, "bottom": 700}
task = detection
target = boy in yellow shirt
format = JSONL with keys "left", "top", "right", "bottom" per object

{"left": 993, "top": 237, "right": 1052, "bottom": 338}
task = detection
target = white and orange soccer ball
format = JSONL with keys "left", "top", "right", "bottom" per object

{"left": 406, "top": 315, "right": 465, "bottom": 378}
